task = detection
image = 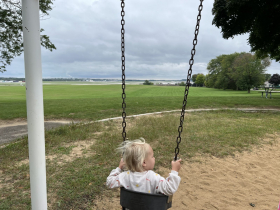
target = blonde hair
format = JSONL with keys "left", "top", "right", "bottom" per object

{"left": 116, "top": 138, "right": 150, "bottom": 172}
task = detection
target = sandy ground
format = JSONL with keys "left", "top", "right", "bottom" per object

{"left": 94, "top": 135, "right": 280, "bottom": 210}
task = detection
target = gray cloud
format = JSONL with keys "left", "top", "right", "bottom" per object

{"left": 3, "top": 0, "right": 279, "bottom": 79}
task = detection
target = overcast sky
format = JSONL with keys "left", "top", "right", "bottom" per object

{"left": 3, "top": 0, "right": 279, "bottom": 79}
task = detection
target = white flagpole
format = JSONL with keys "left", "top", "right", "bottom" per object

{"left": 21, "top": 0, "right": 48, "bottom": 209}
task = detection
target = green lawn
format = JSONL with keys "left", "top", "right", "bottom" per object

{"left": 0, "top": 85, "right": 279, "bottom": 120}
{"left": 1, "top": 84, "right": 280, "bottom": 209}
{"left": 1, "top": 110, "right": 280, "bottom": 209}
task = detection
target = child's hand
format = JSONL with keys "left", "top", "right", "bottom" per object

{"left": 118, "top": 158, "right": 125, "bottom": 170}
{"left": 171, "top": 158, "right": 182, "bottom": 172}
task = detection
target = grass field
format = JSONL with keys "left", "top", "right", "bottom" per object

{"left": 1, "top": 110, "right": 280, "bottom": 209}
{"left": 1, "top": 84, "right": 280, "bottom": 209}
{"left": 0, "top": 85, "right": 279, "bottom": 120}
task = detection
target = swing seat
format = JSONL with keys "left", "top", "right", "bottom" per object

{"left": 120, "top": 187, "right": 172, "bottom": 210}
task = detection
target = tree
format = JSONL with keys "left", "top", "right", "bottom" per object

{"left": 233, "top": 53, "right": 269, "bottom": 93}
{"left": 204, "top": 74, "right": 210, "bottom": 87}
{"left": 206, "top": 54, "right": 229, "bottom": 89}
{"left": 264, "top": 74, "right": 272, "bottom": 81}
{"left": 212, "top": 0, "right": 280, "bottom": 62}
{"left": 220, "top": 52, "right": 240, "bottom": 90}
{"left": 269, "top": 74, "right": 280, "bottom": 86}
{"left": 0, "top": 0, "right": 56, "bottom": 72}
{"left": 192, "top": 74, "right": 198, "bottom": 83}
{"left": 206, "top": 52, "right": 270, "bottom": 92}
{"left": 195, "top": 74, "right": 205, "bottom": 86}
{"left": 143, "top": 80, "right": 153, "bottom": 85}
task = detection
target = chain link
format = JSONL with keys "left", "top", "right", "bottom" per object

{"left": 121, "top": 0, "right": 126, "bottom": 142}
{"left": 174, "top": 0, "right": 204, "bottom": 160}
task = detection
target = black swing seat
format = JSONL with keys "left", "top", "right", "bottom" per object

{"left": 120, "top": 187, "right": 172, "bottom": 210}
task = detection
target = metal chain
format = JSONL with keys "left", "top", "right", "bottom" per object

{"left": 174, "top": 0, "right": 204, "bottom": 160}
{"left": 121, "top": 0, "right": 126, "bottom": 142}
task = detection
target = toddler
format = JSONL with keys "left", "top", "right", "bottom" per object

{"left": 106, "top": 138, "right": 182, "bottom": 196}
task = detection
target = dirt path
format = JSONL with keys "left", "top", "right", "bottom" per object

{"left": 0, "top": 119, "right": 75, "bottom": 145}
{"left": 1, "top": 107, "right": 280, "bottom": 145}
{"left": 94, "top": 134, "right": 280, "bottom": 210}
{"left": 1, "top": 108, "right": 279, "bottom": 146}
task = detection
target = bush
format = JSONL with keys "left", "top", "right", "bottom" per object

{"left": 143, "top": 80, "right": 154, "bottom": 85}
{"left": 179, "top": 82, "right": 186, "bottom": 86}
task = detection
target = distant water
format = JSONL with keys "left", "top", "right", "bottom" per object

{"left": 0, "top": 80, "right": 186, "bottom": 86}
{"left": 43, "top": 80, "right": 186, "bottom": 86}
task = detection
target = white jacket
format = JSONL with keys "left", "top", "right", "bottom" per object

{"left": 106, "top": 167, "right": 181, "bottom": 196}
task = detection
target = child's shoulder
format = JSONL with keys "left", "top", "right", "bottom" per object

{"left": 146, "top": 170, "right": 161, "bottom": 177}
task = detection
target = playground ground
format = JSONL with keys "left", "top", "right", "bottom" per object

{"left": 94, "top": 133, "right": 280, "bottom": 210}
{"left": 1, "top": 108, "right": 280, "bottom": 209}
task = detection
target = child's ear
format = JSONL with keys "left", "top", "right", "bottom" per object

{"left": 142, "top": 160, "right": 146, "bottom": 167}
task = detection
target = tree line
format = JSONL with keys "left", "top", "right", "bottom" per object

{"left": 144, "top": 51, "right": 277, "bottom": 92}
{"left": 191, "top": 52, "right": 280, "bottom": 93}
{"left": 205, "top": 52, "right": 271, "bottom": 93}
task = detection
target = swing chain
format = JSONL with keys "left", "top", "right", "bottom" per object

{"left": 121, "top": 0, "right": 126, "bottom": 142}
{"left": 174, "top": 0, "right": 204, "bottom": 161}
